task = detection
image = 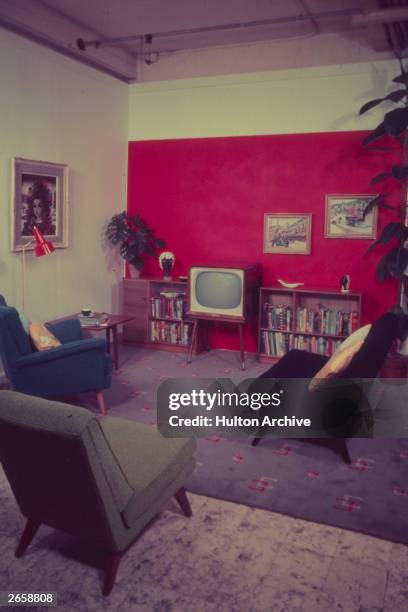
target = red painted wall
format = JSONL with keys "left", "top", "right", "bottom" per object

{"left": 128, "top": 132, "right": 400, "bottom": 352}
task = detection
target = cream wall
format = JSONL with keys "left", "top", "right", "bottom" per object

{"left": 0, "top": 29, "right": 128, "bottom": 325}
{"left": 128, "top": 59, "right": 398, "bottom": 140}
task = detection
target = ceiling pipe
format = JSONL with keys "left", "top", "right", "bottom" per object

{"left": 352, "top": 7, "right": 408, "bottom": 27}
{"left": 0, "top": 16, "right": 132, "bottom": 82}
{"left": 77, "top": 8, "right": 361, "bottom": 51}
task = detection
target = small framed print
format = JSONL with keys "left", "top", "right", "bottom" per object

{"left": 11, "top": 157, "right": 68, "bottom": 251}
{"left": 263, "top": 213, "right": 312, "bottom": 255}
{"left": 325, "top": 195, "right": 378, "bottom": 239}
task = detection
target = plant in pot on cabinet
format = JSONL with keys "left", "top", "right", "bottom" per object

{"left": 105, "top": 211, "right": 165, "bottom": 277}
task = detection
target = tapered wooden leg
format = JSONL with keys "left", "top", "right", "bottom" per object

{"left": 103, "top": 552, "right": 122, "bottom": 596}
{"left": 187, "top": 320, "right": 198, "bottom": 364}
{"left": 205, "top": 320, "right": 212, "bottom": 351}
{"left": 238, "top": 323, "right": 245, "bottom": 370}
{"left": 174, "top": 487, "right": 192, "bottom": 517}
{"left": 96, "top": 390, "right": 106, "bottom": 416}
{"left": 16, "top": 518, "right": 41, "bottom": 558}
{"left": 338, "top": 439, "right": 352, "bottom": 464}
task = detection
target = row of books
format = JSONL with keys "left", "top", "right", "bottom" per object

{"left": 262, "top": 303, "right": 293, "bottom": 331}
{"left": 293, "top": 335, "right": 342, "bottom": 355}
{"left": 150, "top": 320, "right": 192, "bottom": 345}
{"left": 150, "top": 296, "right": 186, "bottom": 321}
{"left": 261, "top": 331, "right": 343, "bottom": 357}
{"left": 260, "top": 331, "right": 292, "bottom": 357}
{"left": 296, "top": 307, "right": 358, "bottom": 336}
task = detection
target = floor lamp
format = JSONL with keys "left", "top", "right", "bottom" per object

{"left": 21, "top": 227, "right": 55, "bottom": 314}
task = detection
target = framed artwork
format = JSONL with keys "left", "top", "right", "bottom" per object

{"left": 325, "top": 195, "right": 378, "bottom": 239}
{"left": 263, "top": 213, "right": 312, "bottom": 254}
{"left": 11, "top": 157, "right": 68, "bottom": 251}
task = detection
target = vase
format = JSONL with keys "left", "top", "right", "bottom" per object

{"left": 162, "top": 258, "right": 173, "bottom": 280}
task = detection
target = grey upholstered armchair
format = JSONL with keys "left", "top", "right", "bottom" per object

{"left": 0, "top": 390, "right": 196, "bottom": 595}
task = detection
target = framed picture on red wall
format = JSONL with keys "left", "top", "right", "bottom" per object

{"left": 263, "top": 213, "right": 312, "bottom": 255}
{"left": 325, "top": 195, "right": 378, "bottom": 239}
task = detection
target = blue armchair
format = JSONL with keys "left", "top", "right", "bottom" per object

{"left": 0, "top": 296, "right": 112, "bottom": 414}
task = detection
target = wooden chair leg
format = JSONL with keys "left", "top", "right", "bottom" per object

{"left": 238, "top": 323, "right": 245, "bottom": 370}
{"left": 103, "top": 551, "right": 123, "bottom": 596}
{"left": 174, "top": 487, "right": 192, "bottom": 517}
{"left": 187, "top": 320, "right": 198, "bottom": 364}
{"left": 338, "top": 438, "right": 352, "bottom": 464}
{"left": 96, "top": 390, "right": 106, "bottom": 416}
{"left": 16, "top": 518, "right": 41, "bottom": 558}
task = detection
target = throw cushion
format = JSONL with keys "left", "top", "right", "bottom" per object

{"left": 29, "top": 323, "right": 61, "bottom": 351}
{"left": 308, "top": 340, "right": 364, "bottom": 391}
{"left": 334, "top": 324, "right": 372, "bottom": 353}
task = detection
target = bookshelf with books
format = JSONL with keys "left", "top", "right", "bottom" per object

{"left": 122, "top": 278, "right": 201, "bottom": 353}
{"left": 258, "top": 287, "right": 362, "bottom": 362}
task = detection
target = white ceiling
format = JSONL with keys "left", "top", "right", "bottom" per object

{"left": 0, "top": 0, "right": 407, "bottom": 81}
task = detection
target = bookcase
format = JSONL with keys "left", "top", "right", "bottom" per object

{"left": 258, "top": 287, "right": 363, "bottom": 362}
{"left": 122, "top": 278, "right": 198, "bottom": 352}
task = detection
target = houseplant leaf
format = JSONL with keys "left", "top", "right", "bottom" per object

{"left": 365, "top": 145, "right": 393, "bottom": 152}
{"left": 376, "top": 248, "right": 398, "bottom": 282}
{"left": 367, "top": 222, "right": 408, "bottom": 253}
{"left": 369, "top": 172, "right": 392, "bottom": 186}
{"left": 362, "top": 195, "right": 394, "bottom": 219}
{"left": 359, "top": 90, "right": 407, "bottom": 115}
{"left": 362, "top": 122, "right": 386, "bottom": 146}
{"left": 359, "top": 98, "right": 387, "bottom": 115}
{"left": 395, "top": 247, "right": 408, "bottom": 277}
{"left": 387, "top": 89, "right": 408, "bottom": 103}
{"left": 393, "top": 72, "right": 408, "bottom": 84}
{"left": 392, "top": 164, "right": 408, "bottom": 181}
{"left": 377, "top": 247, "right": 408, "bottom": 282}
{"left": 384, "top": 107, "right": 408, "bottom": 136}
{"left": 105, "top": 211, "right": 166, "bottom": 271}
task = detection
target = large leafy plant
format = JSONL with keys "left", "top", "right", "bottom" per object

{"left": 105, "top": 211, "right": 165, "bottom": 270}
{"left": 360, "top": 58, "right": 408, "bottom": 299}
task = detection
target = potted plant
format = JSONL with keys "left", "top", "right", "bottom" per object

{"left": 359, "top": 56, "right": 408, "bottom": 307}
{"left": 105, "top": 211, "right": 165, "bottom": 277}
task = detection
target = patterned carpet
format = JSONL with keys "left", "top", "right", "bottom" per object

{"left": 88, "top": 346, "right": 408, "bottom": 546}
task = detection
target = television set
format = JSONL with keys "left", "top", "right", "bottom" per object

{"left": 188, "top": 264, "right": 262, "bottom": 322}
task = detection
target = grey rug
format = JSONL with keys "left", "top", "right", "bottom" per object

{"left": 75, "top": 346, "right": 408, "bottom": 545}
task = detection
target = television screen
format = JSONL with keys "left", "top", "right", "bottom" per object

{"left": 195, "top": 271, "right": 242, "bottom": 309}
{"left": 188, "top": 264, "right": 261, "bottom": 320}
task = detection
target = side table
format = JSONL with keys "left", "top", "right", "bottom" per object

{"left": 47, "top": 313, "right": 134, "bottom": 370}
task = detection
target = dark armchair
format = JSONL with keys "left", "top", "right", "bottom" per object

{"left": 0, "top": 296, "right": 111, "bottom": 414}
{"left": 0, "top": 390, "right": 196, "bottom": 595}
{"left": 252, "top": 312, "right": 405, "bottom": 462}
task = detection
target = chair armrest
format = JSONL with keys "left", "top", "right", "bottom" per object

{"left": 46, "top": 318, "right": 83, "bottom": 343}
{"left": 13, "top": 337, "right": 107, "bottom": 368}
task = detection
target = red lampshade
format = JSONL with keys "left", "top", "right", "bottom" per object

{"left": 32, "top": 226, "right": 55, "bottom": 257}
